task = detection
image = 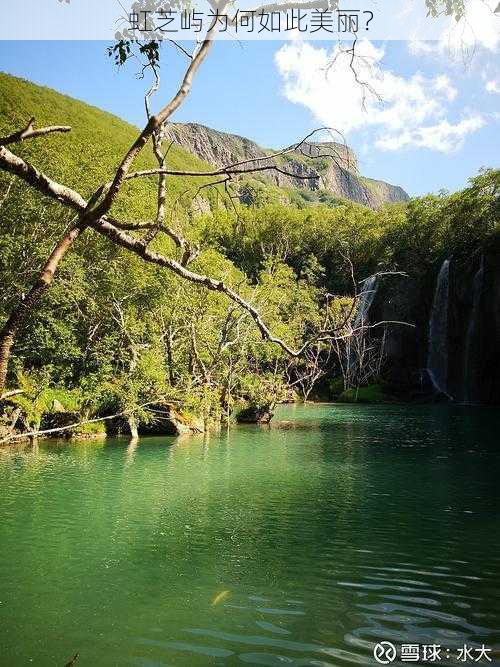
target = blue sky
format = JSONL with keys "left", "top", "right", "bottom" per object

{"left": 0, "top": 38, "right": 498, "bottom": 196}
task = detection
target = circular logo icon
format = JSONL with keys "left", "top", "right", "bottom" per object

{"left": 374, "top": 641, "right": 397, "bottom": 664}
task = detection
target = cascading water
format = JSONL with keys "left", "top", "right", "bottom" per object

{"left": 354, "top": 275, "right": 378, "bottom": 329}
{"left": 427, "top": 259, "right": 451, "bottom": 398}
{"left": 347, "top": 275, "right": 378, "bottom": 385}
{"left": 463, "top": 255, "right": 484, "bottom": 404}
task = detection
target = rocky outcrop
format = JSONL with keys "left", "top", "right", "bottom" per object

{"left": 367, "top": 250, "right": 500, "bottom": 405}
{"left": 362, "top": 177, "right": 410, "bottom": 208}
{"left": 138, "top": 405, "right": 204, "bottom": 436}
{"left": 165, "top": 123, "right": 409, "bottom": 209}
{"left": 236, "top": 405, "right": 274, "bottom": 424}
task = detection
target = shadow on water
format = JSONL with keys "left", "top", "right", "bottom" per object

{"left": 0, "top": 403, "right": 499, "bottom": 666}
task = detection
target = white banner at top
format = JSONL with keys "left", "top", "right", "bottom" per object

{"left": 0, "top": 0, "right": 498, "bottom": 42}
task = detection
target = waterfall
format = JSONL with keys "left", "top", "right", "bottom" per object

{"left": 463, "top": 256, "right": 484, "bottom": 404}
{"left": 346, "top": 275, "right": 378, "bottom": 385}
{"left": 354, "top": 275, "right": 378, "bottom": 329}
{"left": 427, "top": 259, "right": 451, "bottom": 398}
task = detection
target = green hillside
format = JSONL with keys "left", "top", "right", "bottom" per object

{"left": 0, "top": 73, "right": 335, "bottom": 430}
{"left": 0, "top": 73, "right": 370, "bottom": 214}
{"left": 0, "top": 72, "right": 219, "bottom": 221}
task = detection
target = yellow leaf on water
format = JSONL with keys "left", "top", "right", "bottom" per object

{"left": 211, "top": 590, "right": 231, "bottom": 606}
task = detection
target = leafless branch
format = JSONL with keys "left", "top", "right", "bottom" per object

{"left": 92, "top": 11, "right": 224, "bottom": 219}
{"left": 0, "top": 136, "right": 415, "bottom": 362}
{"left": 125, "top": 162, "right": 320, "bottom": 182}
{"left": 168, "top": 40, "right": 194, "bottom": 60}
{"left": 325, "top": 38, "right": 383, "bottom": 111}
{"left": 0, "top": 117, "right": 72, "bottom": 147}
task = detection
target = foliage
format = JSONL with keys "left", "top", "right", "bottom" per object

{"left": 0, "top": 73, "right": 498, "bottom": 427}
{"left": 5, "top": 369, "right": 82, "bottom": 431}
{"left": 425, "top": 0, "right": 465, "bottom": 19}
{"left": 337, "top": 383, "right": 393, "bottom": 404}
{"left": 381, "top": 169, "right": 500, "bottom": 276}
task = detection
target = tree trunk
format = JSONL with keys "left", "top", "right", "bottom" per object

{"left": 165, "top": 327, "right": 176, "bottom": 386}
{"left": 127, "top": 415, "right": 139, "bottom": 441}
{"left": 0, "top": 224, "right": 83, "bottom": 392}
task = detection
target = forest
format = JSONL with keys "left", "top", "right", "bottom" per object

{"left": 0, "top": 71, "right": 498, "bottom": 443}
{"left": 2, "top": 1, "right": 500, "bottom": 664}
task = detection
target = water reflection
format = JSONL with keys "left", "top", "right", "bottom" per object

{"left": 0, "top": 404, "right": 499, "bottom": 666}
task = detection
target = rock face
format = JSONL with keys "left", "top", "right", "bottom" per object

{"left": 367, "top": 250, "right": 500, "bottom": 405}
{"left": 138, "top": 405, "right": 205, "bottom": 436}
{"left": 165, "top": 123, "right": 409, "bottom": 209}
{"left": 236, "top": 405, "right": 274, "bottom": 424}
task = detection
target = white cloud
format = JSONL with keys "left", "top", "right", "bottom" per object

{"left": 486, "top": 79, "right": 500, "bottom": 93}
{"left": 375, "top": 115, "right": 485, "bottom": 151}
{"left": 275, "top": 40, "right": 483, "bottom": 153}
{"left": 408, "top": 40, "right": 437, "bottom": 56}
{"left": 409, "top": 0, "right": 499, "bottom": 57}
{"left": 441, "top": 0, "right": 500, "bottom": 53}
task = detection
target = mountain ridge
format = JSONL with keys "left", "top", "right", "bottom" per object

{"left": 0, "top": 72, "right": 409, "bottom": 211}
{"left": 165, "top": 122, "right": 409, "bottom": 208}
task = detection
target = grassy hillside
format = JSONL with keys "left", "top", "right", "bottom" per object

{"left": 0, "top": 72, "right": 219, "bottom": 221}
{"left": 0, "top": 73, "right": 388, "bottom": 214}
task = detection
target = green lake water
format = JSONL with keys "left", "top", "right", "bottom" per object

{"left": 0, "top": 403, "right": 499, "bottom": 666}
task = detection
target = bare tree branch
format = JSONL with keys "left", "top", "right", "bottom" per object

{"left": 124, "top": 163, "right": 320, "bottom": 182}
{"left": 0, "top": 14, "right": 412, "bottom": 397}
{"left": 0, "top": 145, "right": 88, "bottom": 211}
{"left": 92, "top": 12, "right": 224, "bottom": 219}
{"left": 0, "top": 117, "right": 72, "bottom": 147}
{"left": 328, "top": 38, "right": 382, "bottom": 109}
{"left": 0, "top": 139, "right": 314, "bottom": 357}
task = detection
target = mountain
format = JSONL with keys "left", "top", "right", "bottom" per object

{"left": 165, "top": 123, "right": 409, "bottom": 208}
{"left": 0, "top": 72, "right": 408, "bottom": 213}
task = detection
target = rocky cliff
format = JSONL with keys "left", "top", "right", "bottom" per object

{"left": 366, "top": 250, "right": 500, "bottom": 405}
{"left": 165, "top": 123, "right": 409, "bottom": 209}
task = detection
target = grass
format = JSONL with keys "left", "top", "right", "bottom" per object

{"left": 0, "top": 72, "right": 220, "bottom": 222}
